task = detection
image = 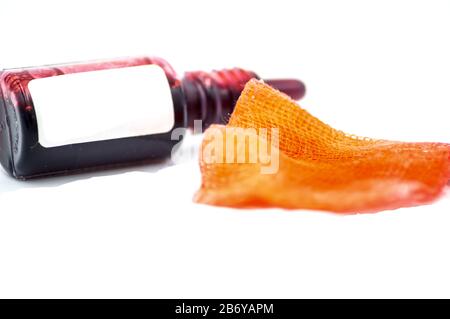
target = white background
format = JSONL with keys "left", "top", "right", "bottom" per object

{"left": 0, "top": 0, "right": 449, "bottom": 298}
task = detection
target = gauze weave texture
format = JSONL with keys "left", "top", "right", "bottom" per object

{"left": 194, "top": 79, "right": 450, "bottom": 213}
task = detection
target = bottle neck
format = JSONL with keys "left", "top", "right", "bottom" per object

{"left": 181, "top": 68, "right": 305, "bottom": 130}
{"left": 181, "top": 68, "right": 257, "bottom": 130}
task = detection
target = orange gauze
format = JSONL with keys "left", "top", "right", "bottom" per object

{"left": 194, "top": 79, "right": 450, "bottom": 213}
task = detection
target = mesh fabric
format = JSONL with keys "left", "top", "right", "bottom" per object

{"left": 194, "top": 79, "right": 450, "bottom": 213}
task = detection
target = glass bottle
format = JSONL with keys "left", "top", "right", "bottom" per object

{"left": 0, "top": 56, "right": 305, "bottom": 179}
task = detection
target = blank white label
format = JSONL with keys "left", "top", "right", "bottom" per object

{"left": 28, "top": 64, "right": 175, "bottom": 148}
